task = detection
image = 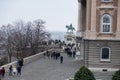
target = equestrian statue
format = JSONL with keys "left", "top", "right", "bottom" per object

{"left": 66, "top": 24, "right": 75, "bottom": 32}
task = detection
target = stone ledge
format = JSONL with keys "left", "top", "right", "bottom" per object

{"left": 1, "top": 50, "right": 51, "bottom": 72}
{"left": 65, "top": 78, "right": 74, "bottom": 80}
{"left": 89, "top": 67, "right": 119, "bottom": 72}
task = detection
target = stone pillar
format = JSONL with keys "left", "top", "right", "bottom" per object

{"left": 82, "top": 4, "right": 86, "bottom": 32}
{"left": 116, "top": 0, "right": 120, "bottom": 39}
{"left": 78, "top": 2, "right": 82, "bottom": 32}
{"left": 86, "top": 0, "right": 91, "bottom": 31}
{"left": 77, "top": 1, "right": 83, "bottom": 37}
{"left": 76, "top": 0, "right": 84, "bottom": 60}
{"left": 90, "top": 0, "right": 96, "bottom": 31}
{"left": 117, "top": 0, "right": 120, "bottom": 32}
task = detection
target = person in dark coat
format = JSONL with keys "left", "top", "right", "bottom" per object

{"left": 60, "top": 56, "right": 63, "bottom": 64}
{"left": 20, "top": 58, "right": 24, "bottom": 68}
{"left": 46, "top": 51, "right": 50, "bottom": 59}
{"left": 43, "top": 53, "right": 46, "bottom": 58}
{"left": 9, "top": 65, "right": 13, "bottom": 76}
{"left": 1, "top": 67, "right": 5, "bottom": 77}
{"left": 17, "top": 66, "right": 21, "bottom": 75}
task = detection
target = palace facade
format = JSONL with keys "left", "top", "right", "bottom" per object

{"left": 77, "top": 0, "right": 120, "bottom": 71}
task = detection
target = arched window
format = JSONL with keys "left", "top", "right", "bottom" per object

{"left": 101, "top": 14, "right": 112, "bottom": 33}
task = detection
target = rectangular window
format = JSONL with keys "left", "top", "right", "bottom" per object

{"left": 103, "top": 25, "right": 110, "bottom": 32}
{"left": 100, "top": 47, "right": 110, "bottom": 61}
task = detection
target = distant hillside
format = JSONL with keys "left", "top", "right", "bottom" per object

{"left": 49, "top": 31, "right": 66, "bottom": 41}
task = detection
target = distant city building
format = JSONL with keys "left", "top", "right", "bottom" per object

{"left": 76, "top": 0, "right": 120, "bottom": 70}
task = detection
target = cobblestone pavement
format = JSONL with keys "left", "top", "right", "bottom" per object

{"left": 2, "top": 53, "right": 83, "bottom": 80}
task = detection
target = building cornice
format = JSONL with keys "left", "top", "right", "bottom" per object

{"left": 98, "top": 6, "right": 116, "bottom": 10}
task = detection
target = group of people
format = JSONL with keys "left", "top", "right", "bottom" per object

{"left": 9, "top": 58, "right": 23, "bottom": 76}
{"left": 44, "top": 50, "right": 64, "bottom": 63}
{"left": 0, "top": 58, "right": 24, "bottom": 80}
{"left": 64, "top": 44, "right": 76, "bottom": 58}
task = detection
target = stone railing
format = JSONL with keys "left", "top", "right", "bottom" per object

{"left": 1, "top": 51, "right": 48, "bottom": 72}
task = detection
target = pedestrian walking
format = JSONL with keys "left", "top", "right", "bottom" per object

{"left": 12, "top": 66, "right": 17, "bottom": 75}
{"left": 21, "top": 58, "right": 24, "bottom": 67}
{"left": 73, "top": 51, "right": 76, "bottom": 58}
{"left": 9, "top": 65, "right": 13, "bottom": 76}
{"left": 19, "top": 58, "right": 24, "bottom": 68}
{"left": 43, "top": 52, "right": 46, "bottom": 58}
{"left": 60, "top": 56, "right": 63, "bottom": 64}
{"left": 17, "top": 66, "right": 21, "bottom": 75}
{"left": 1, "top": 67, "right": 5, "bottom": 77}
{"left": 46, "top": 51, "right": 50, "bottom": 59}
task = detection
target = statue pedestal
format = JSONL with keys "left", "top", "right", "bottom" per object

{"left": 64, "top": 31, "right": 75, "bottom": 44}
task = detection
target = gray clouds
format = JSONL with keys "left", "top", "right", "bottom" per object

{"left": 0, "top": 0, "right": 78, "bottom": 31}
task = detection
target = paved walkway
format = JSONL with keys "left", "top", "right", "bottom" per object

{"left": 1, "top": 52, "right": 114, "bottom": 80}
{"left": 94, "top": 71, "right": 114, "bottom": 80}
{"left": 2, "top": 53, "right": 83, "bottom": 80}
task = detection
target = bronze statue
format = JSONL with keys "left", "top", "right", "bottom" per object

{"left": 66, "top": 24, "right": 75, "bottom": 32}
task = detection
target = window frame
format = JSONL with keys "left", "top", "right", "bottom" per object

{"left": 101, "top": 14, "right": 112, "bottom": 34}
{"left": 100, "top": 47, "right": 111, "bottom": 62}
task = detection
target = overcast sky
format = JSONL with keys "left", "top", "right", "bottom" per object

{"left": 0, "top": 0, "right": 78, "bottom": 32}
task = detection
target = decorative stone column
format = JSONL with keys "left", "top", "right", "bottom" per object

{"left": 77, "top": 0, "right": 83, "bottom": 37}
{"left": 76, "top": 0, "right": 84, "bottom": 60}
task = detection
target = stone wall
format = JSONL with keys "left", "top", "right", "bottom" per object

{"left": 84, "top": 40, "right": 120, "bottom": 70}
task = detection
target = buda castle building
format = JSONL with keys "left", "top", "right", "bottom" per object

{"left": 77, "top": 0, "right": 120, "bottom": 71}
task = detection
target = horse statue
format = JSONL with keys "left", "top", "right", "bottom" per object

{"left": 66, "top": 24, "right": 75, "bottom": 32}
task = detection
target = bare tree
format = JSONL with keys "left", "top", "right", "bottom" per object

{"left": 28, "top": 19, "right": 50, "bottom": 54}
{"left": 0, "top": 19, "right": 51, "bottom": 61}
{"left": 0, "top": 24, "right": 14, "bottom": 62}
{"left": 12, "top": 20, "right": 27, "bottom": 58}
